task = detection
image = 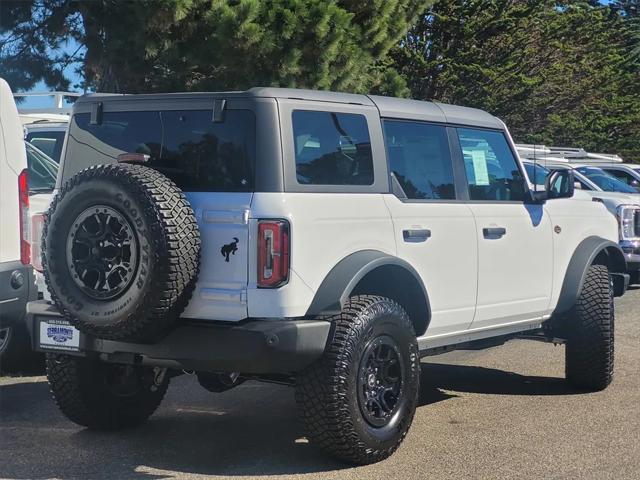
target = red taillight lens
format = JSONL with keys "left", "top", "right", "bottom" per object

{"left": 257, "top": 220, "right": 290, "bottom": 288}
{"left": 117, "top": 152, "right": 150, "bottom": 163}
{"left": 18, "top": 169, "right": 30, "bottom": 265}
{"left": 31, "top": 213, "right": 46, "bottom": 272}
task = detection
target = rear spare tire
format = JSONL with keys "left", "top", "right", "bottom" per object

{"left": 43, "top": 163, "right": 200, "bottom": 342}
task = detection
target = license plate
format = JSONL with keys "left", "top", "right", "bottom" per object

{"left": 39, "top": 319, "right": 81, "bottom": 352}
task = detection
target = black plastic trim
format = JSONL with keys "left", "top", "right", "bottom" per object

{"left": 0, "top": 261, "right": 35, "bottom": 329}
{"left": 554, "top": 237, "right": 628, "bottom": 315}
{"left": 305, "top": 250, "right": 431, "bottom": 332}
{"left": 28, "top": 301, "right": 330, "bottom": 374}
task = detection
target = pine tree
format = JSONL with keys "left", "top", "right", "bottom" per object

{"left": 0, "top": 0, "right": 431, "bottom": 95}
{"left": 393, "top": 0, "right": 640, "bottom": 161}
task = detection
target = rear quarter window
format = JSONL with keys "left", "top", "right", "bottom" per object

{"left": 68, "top": 109, "right": 255, "bottom": 192}
{"left": 292, "top": 110, "right": 374, "bottom": 185}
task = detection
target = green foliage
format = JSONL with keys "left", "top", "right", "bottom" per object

{"left": 1, "top": 0, "right": 638, "bottom": 161}
{"left": 393, "top": 0, "right": 640, "bottom": 162}
{"left": 0, "top": 0, "right": 430, "bottom": 95}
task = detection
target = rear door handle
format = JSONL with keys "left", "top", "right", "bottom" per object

{"left": 483, "top": 227, "right": 507, "bottom": 239}
{"left": 403, "top": 229, "right": 431, "bottom": 242}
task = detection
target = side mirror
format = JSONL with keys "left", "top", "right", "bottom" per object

{"left": 546, "top": 169, "right": 575, "bottom": 199}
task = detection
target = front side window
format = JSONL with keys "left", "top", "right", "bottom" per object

{"left": 72, "top": 109, "right": 255, "bottom": 192}
{"left": 458, "top": 128, "right": 526, "bottom": 201}
{"left": 292, "top": 110, "right": 373, "bottom": 185}
{"left": 602, "top": 168, "right": 640, "bottom": 191}
{"left": 575, "top": 166, "right": 638, "bottom": 193}
{"left": 383, "top": 120, "right": 455, "bottom": 200}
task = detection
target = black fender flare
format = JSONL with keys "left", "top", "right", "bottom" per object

{"left": 554, "top": 236, "right": 627, "bottom": 315}
{"left": 305, "top": 250, "right": 431, "bottom": 320}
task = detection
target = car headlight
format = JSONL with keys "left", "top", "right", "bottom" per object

{"left": 617, "top": 205, "right": 640, "bottom": 241}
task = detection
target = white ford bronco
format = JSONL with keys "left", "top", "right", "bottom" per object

{"left": 27, "top": 88, "right": 629, "bottom": 464}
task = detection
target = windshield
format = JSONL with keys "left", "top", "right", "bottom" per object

{"left": 575, "top": 166, "right": 638, "bottom": 193}
{"left": 25, "top": 142, "right": 58, "bottom": 193}
{"left": 523, "top": 162, "right": 549, "bottom": 185}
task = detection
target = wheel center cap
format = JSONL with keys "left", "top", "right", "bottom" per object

{"left": 91, "top": 247, "right": 100, "bottom": 255}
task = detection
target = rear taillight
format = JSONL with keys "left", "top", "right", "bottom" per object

{"left": 18, "top": 169, "right": 30, "bottom": 265}
{"left": 31, "top": 213, "right": 46, "bottom": 272}
{"left": 257, "top": 220, "right": 290, "bottom": 288}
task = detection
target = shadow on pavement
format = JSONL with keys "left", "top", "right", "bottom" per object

{"left": 0, "top": 361, "right": 580, "bottom": 479}
{"left": 422, "top": 362, "right": 579, "bottom": 397}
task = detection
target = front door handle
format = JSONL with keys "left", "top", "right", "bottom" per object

{"left": 403, "top": 229, "right": 431, "bottom": 242}
{"left": 483, "top": 227, "right": 507, "bottom": 239}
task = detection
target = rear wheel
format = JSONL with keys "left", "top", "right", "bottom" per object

{"left": 296, "top": 295, "right": 420, "bottom": 465}
{"left": 565, "top": 264, "right": 614, "bottom": 391}
{"left": 46, "top": 354, "right": 169, "bottom": 429}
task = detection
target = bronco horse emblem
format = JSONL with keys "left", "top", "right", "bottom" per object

{"left": 221, "top": 237, "right": 239, "bottom": 262}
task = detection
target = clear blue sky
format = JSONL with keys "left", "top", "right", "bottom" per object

{"left": 19, "top": 38, "right": 84, "bottom": 109}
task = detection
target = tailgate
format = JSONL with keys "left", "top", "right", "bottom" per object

{"left": 180, "top": 192, "right": 252, "bottom": 321}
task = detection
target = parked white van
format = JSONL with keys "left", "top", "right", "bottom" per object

{"left": 0, "top": 78, "right": 38, "bottom": 369}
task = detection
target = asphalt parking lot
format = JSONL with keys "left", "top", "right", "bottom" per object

{"left": 1, "top": 288, "right": 639, "bottom": 480}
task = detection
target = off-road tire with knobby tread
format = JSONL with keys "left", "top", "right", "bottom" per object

{"left": 296, "top": 295, "right": 420, "bottom": 465}
{"left": 565, "top": 264, "right": 614, "bottom": 391}
{"left": 43, "top": 163, "right": 200, "bottom": 342}
{"left": 46, "top": 353, "right": 169, "bottom": 429}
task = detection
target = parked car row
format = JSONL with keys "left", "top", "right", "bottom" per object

{"left": 517, "top": 145, "right": 640, "bottom": 285}
{"left": 0, "top": 79, "right": 637, "bottom": 465}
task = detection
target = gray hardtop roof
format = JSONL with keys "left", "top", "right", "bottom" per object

{"left": 75, "top": 87, "right": 503, "bottom": 129}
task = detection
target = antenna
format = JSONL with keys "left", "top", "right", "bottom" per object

{"left": 533, "top": 143, "right": 538, "bottom": 190}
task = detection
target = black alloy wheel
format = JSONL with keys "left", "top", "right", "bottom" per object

{"left": 67, "top": 205, "right": 138, "bottom": 301}
{"left": 357, "top": 335, "right": 405, "bottom": 428}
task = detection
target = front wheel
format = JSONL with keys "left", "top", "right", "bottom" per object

{"left": 46, "top": 354, "right": 169, "bottom": 429}
{"left": 296, "top": 295, "right": 420, "bottom": 465}
{"left": 565, "top": 264, "right": 614, "bottom": 391}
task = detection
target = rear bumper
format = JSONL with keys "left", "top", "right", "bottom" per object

{"left": 0, "top": 261, "right": 36, "bottom": 330}
{"left": 27, "top": 301, "right": 331, "bottom": 374}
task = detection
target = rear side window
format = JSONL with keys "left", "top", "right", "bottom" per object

{"left": 383, "top": 120, "right": 455, "bottom": 200}
{"left": 292, "top": 110, "right": 373, "bottom": 185}
{"left": 71, "top": 110, "right": 255, "bottom": 192}
{"left": 25, "top": 130, "right": 66, "bottom": 162}
{"left": 25, "top": 142, "right": 58, "bottom": 193}
{"left": 457, "top": 128, "right": 526, "bottom": 202}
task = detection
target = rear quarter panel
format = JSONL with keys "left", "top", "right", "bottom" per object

{"left": 247, "top": 192, "right": 396, "bottom": 318}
